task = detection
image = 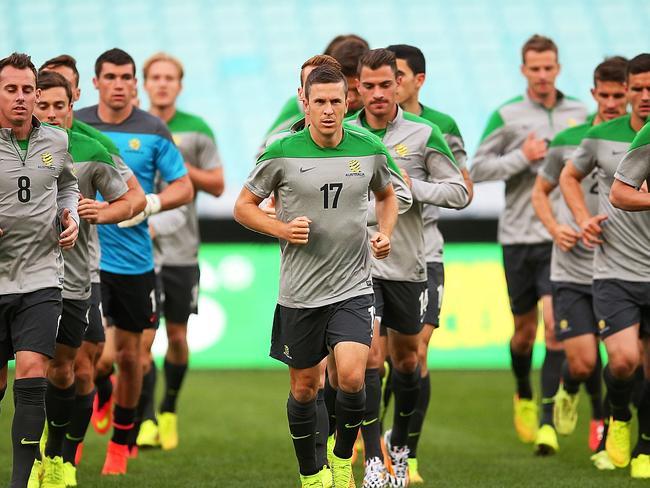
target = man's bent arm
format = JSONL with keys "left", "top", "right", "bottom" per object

{"left": 531, "top": 175, "right": 559, "bottom": 235}
{"left": 158, "top": 174, "right": 194, "bottom": 210}
{"left": 610, "top": 179, "right": 650, "bottom": 211}
{"left": 234, "top": 187, "right": 286, "bottom": 239}
{"left": 559, "top": 161, "right": 590, "bottom": 225}
{"left": 373, "top": 183, "right": 398, "bottom": 238}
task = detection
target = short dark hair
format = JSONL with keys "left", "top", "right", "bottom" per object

{"left": 330, "top": 39, "right": 369, "bottom": 78}
{"left": 627, "top": 54, "right": 650, "bottom": 80}
{"left": 386, "top": 44, "right": 426, "bottom": 75}
{"left": 304, "top": 65, "right": 348, "bottom": 101}
{"left": 95, "top": 48, "right": 136, "bottom": 77}
{"left": 357, "top": 48, "right": 397, "bottom": 77}
{"left": 323, "top": 34, "right": 369, "bottom": 56}
{"left": 300, "top": 55, "right": 342, "bottom": 86}
{"left": 40, "top": 54, "right": 80, "bottom": 87}
{"left": 0, "top": 52, "right": 37, "bottom": 82}
{"left": 36, "top": 71, "right": 73, "bottom": 103}
{"left": 593, "top": 56, "right": 628, "bottom": 86}
{"left": 521, "top": 34, "right": 558, "bottom": 63}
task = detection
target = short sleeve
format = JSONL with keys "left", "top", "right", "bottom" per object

{"left": 156, "top": 136, "right": 188, "bottom": 183}
{"left": 572, "top": 138, "right": 598, "bottom": 176}
{"left": 244, "top": 158, "right": 284, "bottom": 199}
{"left": 94, "top": 162, "right": 129, "bottom": 202}
{"left": 370, "top": 148, "right": 392, "bottom": 192}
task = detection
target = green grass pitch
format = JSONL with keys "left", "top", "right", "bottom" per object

{"left": 0, "top": 370, "right": 644, "bottom": 487}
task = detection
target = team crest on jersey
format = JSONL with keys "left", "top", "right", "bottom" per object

{"left": 567, "top": 118, "right": 578, "bottom": 128}
{"left": 38, "top": 152, "right": 55, "bottom": 169}
{"left": 394, "top": 143, "right": 409, "bottom": 158}
{"left": 346, "top": 159, "right": 365, "bottom": 177}
{"left": 128, "top": 138, "right": 141, "bottom": 151}
{"left": 172, "top": 135, "right": 182, "bottom": 145}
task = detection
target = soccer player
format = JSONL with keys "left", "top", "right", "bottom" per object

{"left": 531, "top": 57, "right": 628, "bottom": 460}
{"left": 348, "top": 48, "right": 469, "bottom": 487}
{"left": 560, "top": 53, "right": 650, "bottom": 478}
{"left": 32, "top": 71, "right": 137, "bottom": 485}
{"left": 0, "top": 52, "right": 79, "bottom": 488}
{"left": 136, "top": 52, "right": 225, "bottom": 450}
{"left": 76, "top": 48, "right": 193, "bottom": 475}
{"left": 265, "top": 34, "right": 369, "bottom": 136}
{"left": 470, "top": 35, "right": 588, "bottom": 451}
{"left": 386, "top": 42, "right": 474, "bottom": 482}
{"left": 329, "top": 39, "right": 369, "bottom": 116}
{"left": 38, "top": 54, "right": 146, "bottom": 468}
{"left": 235, "top": 65, "right": 398, "bottom": 488}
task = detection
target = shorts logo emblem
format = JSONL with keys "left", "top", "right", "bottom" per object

{"left": 559, "top": 319, "right": 569, "bottom": 330}
{"left": 129, "top": 138, "right": 141, "bottom": 151}
{"left": 283, "top": 345, "right": 292, "bottom": 359}
{"left": 394, "top": 143, "right": 408, "bottom": 157}
{"left": 598, "top": 320, "right": 606, "bottom": 331}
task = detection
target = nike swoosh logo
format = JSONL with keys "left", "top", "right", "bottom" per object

{"left": 612, "top": 150, "right": 626, "bottom": 156}
{"left": 290, "top": 433, "right": 312, "bottom": 440}
{"left": 398, "top": 410, "right": 415, "bottom": 418}
{"left": 362, "top": 418, "right": 378, "bottom": 426}
{"left": 300, "top": 167, "right": 316, "bottom": 173}
{"left": 344, "top": 420, "right": 363, "bottom": 429}
{"left": 21, "top": 438, "right": 40, "bottom": 445}
{"left": 642, "top": 434, "right": 650, "bottom": 441}
{"left": 50, "top": 421, "right": 71, "bottom": 428}
{"left": 65, "top": 434, "right": 85, "bottom": 442}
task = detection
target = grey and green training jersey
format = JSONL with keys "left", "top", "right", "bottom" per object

{"left": 611, "top": 120, "right": 650, "bottom": 281}
{"left": 0, "top": 117, "right": 79, "bottom": 294}
{"left": 572, "top": 114, "right": 645, "bottom": 281}
{"left": 152, "top": 110, "right": 221, "bottom": 266}
{"left": 246, "top": 127, "right": 392, "bottom": 308}
{"left": 63, "top": 131, "right": 128, "bottom": 300}
{"left": 264, "top": 117, "right": 412, "bottom": 220}
{"left": 265, "top": 95, "right": 304, "bottom": 136}
{"left": 418, "top": 104, "right": 467, "bottom": 263}
{"left": 348, "top": 107, "right": 469, "bottom": 282}
{"left": 71, "top": 117, "right": 133, "bottom": 284}
{"left": 539, "top": 119, "right": 597, "bottom": 284}
{"left": 471, "top": 92, "right": 588, "bottom": 245}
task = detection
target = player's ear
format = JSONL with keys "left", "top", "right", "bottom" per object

{"left": 415, "top": 73, "right": 425, "bottom": 89}
{"left": 302, "top": 95, "right": 310, "bottom": 116}
{"left": 92, "top": 77, "right": 99, "bottom": 90}
{"left": 590, "top": 87, "right": 597, "bottom": 103}
{"left": 35, "top": 88, "right": 41, "bottom": 102}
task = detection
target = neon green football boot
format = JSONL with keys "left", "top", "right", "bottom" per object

{"left": 606, "top": 418, "right": 631, "bottom": 468}
{"left": 136, "top": 419, "right": 160, "bottom": 448}
{"left": 534, "top": 424, "right": 559, "bottom": 456}
{"left": 553, "top": 385, "right": 579, "bottom": 435}
{"left": 331, "top": 452, "right": 355, "bottom": 487}
{"left": 158, "top": 412, "right": 178, "bottom": 450}
{"left": 300, "top": 471, "right": 324, "bottom": 487}
{"left": 513, "top": 395, "right": 538, "bottom": 443}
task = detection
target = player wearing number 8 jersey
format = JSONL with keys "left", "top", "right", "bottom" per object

{"left": 235, "top": 65, "right": 398, "bottom": 488}
{"left": 0, "top": 53, "right": 79, "bottom": 488}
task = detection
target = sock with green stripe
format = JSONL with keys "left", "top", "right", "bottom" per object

{"left": 390, "top": 366, "right": 421, "bottom": 447}
{"left": 44, "top": 382, "right": 76, "bottom": 457}
{"left": 62, "top": 390, "right": 95, "bottom": 465}
{"left": 541, "top": 348, "right": 564, "bottom": 426}
{"left": 334, "top": 387, "right": 366, "bottom": 459}
{"left": 407, "top": 372, "right": 430, "bottom": 458}
{"left": 287, "top": 393, "right": 318, "bottom": 476}
{"left": 361, "top": 368, "right": 382, "bottom": 460}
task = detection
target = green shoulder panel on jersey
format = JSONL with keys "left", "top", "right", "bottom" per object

{"left": 402, "top": 111, "right": 456, "bottom": 163}
{"left": 628, "top": 120, "right": 650, "bottom": 151}
{"left": 584, "top": 114, "right": 636, "bottom": 143}
{"left": 68, "top": 130, "right": 115, "bottom": 166}
{"left": 479, "top": 95, "right": 525, "bottom": 142}
{"left": 168, "top": 110, "right": 215, "bottom": 140}
{"left": 419, "top": 105, "right": 461, "bottom": 138}
{"left": 265, "top": 96, "right": 302, "bottom": 135}
{"left": 258, "top": 125, "right": 391, "bottom": 164}
{"left": 549, "top": 117, "right": 595, "bottom": 148}
{"left": 71, "top": 118, "right": 121, "bottom": 157}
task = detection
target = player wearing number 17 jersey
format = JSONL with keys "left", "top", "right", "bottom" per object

{"left": 236, "top": 65, "right": 398, "bottom": 488}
